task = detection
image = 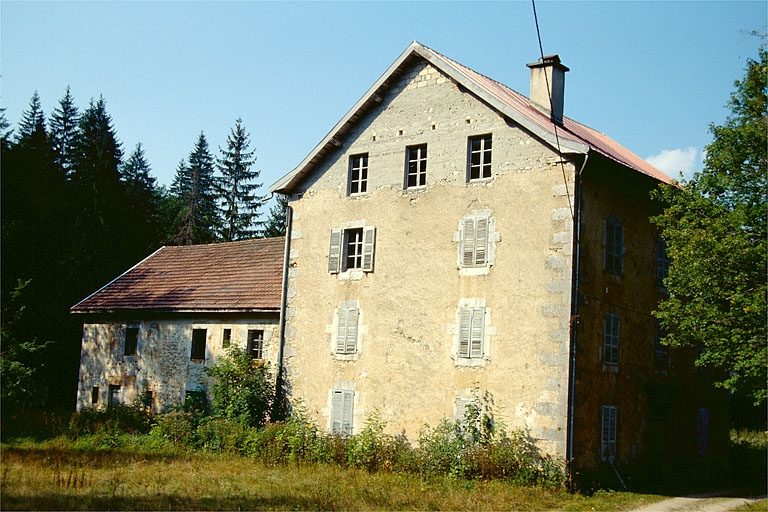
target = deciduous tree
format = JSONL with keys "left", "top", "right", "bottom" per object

{"left": 652, "top": 48, "right": 767, "bottom": 406}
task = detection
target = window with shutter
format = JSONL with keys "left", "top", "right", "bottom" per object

{"left": 336, "top": 306, "right": 359, "bottom": 354}
{"left": 328, "top": 225, "right": 376, "bottom": 275}
{"left": 601, "top": 405, "right": 617, "bottom": 462}
{"left": 458, "top": 307, "right": 485, "bottom": 358}
{"left": 331, "top": 389, "right": 354, "bottom": 435}
{"left": 460, "top": 212, "right": 491, "bottom": 269}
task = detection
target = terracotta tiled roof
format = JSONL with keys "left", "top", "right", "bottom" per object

{"left": 271, "top": 41, "right": 673, "bottom": 194}
{"left": 71, "top": 237, "right": 285, "bottom": 314}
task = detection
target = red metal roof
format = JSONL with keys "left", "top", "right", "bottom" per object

{"left": 71, "top": 237, "right": 285, "bottom": 314}
{"left": 432, "top": 48, "right": 674, "bottom": 184}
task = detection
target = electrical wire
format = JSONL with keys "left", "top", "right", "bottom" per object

{"left": 531, "top": 0, "right": 574, "bottom": 221}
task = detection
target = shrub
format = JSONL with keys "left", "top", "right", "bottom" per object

{"left": 206, "top": 348, "right": 275, "bottom": 428}
{"left": 149, "top": 411, "right": 196, "bottom": 447}
{"left": 66, "top": 404, "right": 151, "bottom": 439}
{"left": 195, "top": 416, "right": 250, "bottom": 453}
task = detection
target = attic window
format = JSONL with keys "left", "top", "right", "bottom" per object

{"left": 405, "top": 144, "right": 427, "bottom": 189}
{"left": 348, "top": 154, "right": 368, "bottom": 195}
{"left": 191, "top": 329, "right": 207, "bottom": 360}
{"left": 467, "top": 134, "right": 492, "bottom": 181}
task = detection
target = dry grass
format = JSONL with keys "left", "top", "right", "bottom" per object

{"left": 0, "top": 444, "right": 664, "bottom": 511}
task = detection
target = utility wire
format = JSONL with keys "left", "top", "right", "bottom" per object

{"left": 531, "top": 0, "right": 574, "bottom": 221}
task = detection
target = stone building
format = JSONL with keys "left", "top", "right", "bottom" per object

{"left": 71, "top": 237, "right": 285, "bottom": 413}
{"left": 73, "top": 42, "right": 726, "bottom": 483}
{"left": 268, "top": 42, "right": 726, "bottom": 481}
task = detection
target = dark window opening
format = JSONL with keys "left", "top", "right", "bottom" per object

{"left": 605, "top": 217, "right": 624, "bottom": 274}
{"left": 108, "top": 384, "right": 121, "bottom": 405}
{"left": 222, "top": 328, "right": 231, "bottom": 348}
{"left": 91, "top": 386, "right": 99, "bottom": 405}
{"left": 124, "top": 327, "right": 139, "bottom": 356}
{"left": 344, "top": 228, "right": 364, "bottom": 270}
{"left": 191, "top": 329, "right": 207, "bottom": 360}
{"left": 247, "top": 329, "right": 264, "bottom": 359}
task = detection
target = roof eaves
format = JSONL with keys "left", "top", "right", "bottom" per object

{"left": 71, "top": 307, "right": 281, "bottom": 315}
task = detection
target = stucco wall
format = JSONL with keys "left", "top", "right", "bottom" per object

{"left": 76, "top": 316, "right": 280, "bottom": 412}
{"left": 284, "top": 61, "right": 576, "bottom": 456}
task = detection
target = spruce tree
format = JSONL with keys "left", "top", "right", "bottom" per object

{"left": 262, "top": 194, "right": 288, "bottom": 237}
{"left": 170, "top": 132, "right": 220, "bottom": 245}
{"left": 16, "top": 91, "right": 45, "bottom": 144}
{"left": 120, "top": 143, "right": 161, "bottom": 253}
{"left": 48, "top": 87, "right": 80, "bottom": 177}
{"left": 216, "top": 119, "right": 264, "bottom": 241}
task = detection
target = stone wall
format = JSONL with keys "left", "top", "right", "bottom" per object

{"left": 284, "top": 60, "right": 575, "bottom": 456}
{"left": 76, "top": 315, "right": 280, "bottom": 412}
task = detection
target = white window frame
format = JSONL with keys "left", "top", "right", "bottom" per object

{"left": 330, "top": 389, "right": 354, "bottom": 435}
{"left": 348, "top": 153, "right": 368, "bottom": 195}
{"left": 603, "top": 313, "right": 620, "bottom": 366}
{"left": 467, "top": 134, "right": 492, "bottom": 181}
{"left": 601, "top": 405, "right": 617, "bottom": 462}
{"left": 405, "top": 144, "right": 427, "bottom": 189}
{"left": 604, "top": 216, "right": 624, "bottom": 275}
{"left": 328, "top": 223, "right": 376, "bottom": 276}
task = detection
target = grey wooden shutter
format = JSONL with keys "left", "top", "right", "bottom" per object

{"left": 362, "top": 226, "right": 376, "bottom": 272}
{"left": 475, "top": 217, "right": 488, "bottom": 266}
{"left": 462, "top": 218, "right": 476, "bottom": 267}
{"left": 458, "top": 307, "right": 472, "bottom": 357}
{"left": 345, "top": 308, "right": 359, "bottom": 353}
{"left": 341, "top": 390, "right": 354, "bottom": 434}
{"left": 469, "top": 308, "right": 484, "bottom": 358}
{"left": 328, "top": 229, "right": 342, "bottom": 273}
{"left": 336, "top": 308, "right": 348, "bottom": 353}
{"left": 331, "top": 390, "right": 343, "bottom": 432}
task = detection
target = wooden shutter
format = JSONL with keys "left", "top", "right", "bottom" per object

{"left": 336, "top": 307, "right": 359, "bottom": 354}
{"left": 475, "top": 217, "right": 488, "bottom": 266}
{"left": 341, "top": 390, "right": 354, "bottom": 434}
{"left": 336, "top": 308, "right": 348, "bottom": 353}
{"left": 331, "top": 390, "right": 343, "bottom": 432}
{"left": 462, "top": 218, "right": 476, "bottom": 267}
{"left": 470, "top": 308, "right": 484, "bottom": 358}
{"left": 362, "top": 226, "right": 376, "bottom": 272}
{"left": 458, "top": 307, "right": 472, "bottom": 357}
{"left": 328, "top": 229, "right": 342, "bottom": 273}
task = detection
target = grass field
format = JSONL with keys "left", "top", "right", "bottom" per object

{"left": 0, "top": 442, "right": 665, "bottom": 511}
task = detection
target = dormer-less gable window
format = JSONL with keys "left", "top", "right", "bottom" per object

{"left": 124, "top": 327, "right": 139, "bottom": 356}
{"left": 329, "top": 225, "right": 376, "bottom": 274}
{"left": 405, "top": 144, "right": 427, "bottom": 188}
{"left": 467, "top": 134, "right": 492, "bottom": 181}
{"left": 348, "top": 153, "right": 368, "bottom": 195}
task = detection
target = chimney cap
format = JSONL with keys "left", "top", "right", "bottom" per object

{"left": 526, "top": 54, "right": 570, "bottom": 72}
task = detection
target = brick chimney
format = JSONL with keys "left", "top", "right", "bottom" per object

{"left": 526, "top": 55, "right": 569, "bottom": 124}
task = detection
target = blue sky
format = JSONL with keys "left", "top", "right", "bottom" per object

{"left": 2, "top": 1, "right": 765, "bottom": 191}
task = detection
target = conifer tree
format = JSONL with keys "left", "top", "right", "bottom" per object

{"left": 262, "top": 194, "right": 288, "bottom": 237}
{"left": 216, "top": 119, "right": 264, "bottom": 241}
{"left": 48, "top": 87, "right": 80, "bottom": 177}
{"left": 16, "top": 91, "right": 45, "bottom": 144}
{"left": 120, "top": 143, "right": 161, "bottom": 253}
{"left": 171, "top": 132, "right": 220, "bottom": 245}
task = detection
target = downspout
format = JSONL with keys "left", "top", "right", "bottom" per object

{"left": 566, "top": 152, "right": 588, "bottom": 490}
{"left": 273, "top": 202, "right": 293, "bottom": 422}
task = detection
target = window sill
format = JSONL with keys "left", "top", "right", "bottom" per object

{"left": 602, "top": 364, "right": 619, "bottom": 373}
{"left": 453, "top": 356, "right": 488, "bottom": 368}
{"left": 338, "top": 269, "right": 365, "bottom": 281}
{"left": 458, "top": 265, "right": 491, "bottom": 277}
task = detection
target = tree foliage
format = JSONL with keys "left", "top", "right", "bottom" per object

{"left": 216, "top": 119, "right": 263, "bottom": 241}
{"left": 262, "top": 194, "right": 288, "bottom": 238}
{"left": 205, "top": 348, "right": 275, "bottom": 428}
{"left": 652, "top": 48, "right": 767, "bottom": 405}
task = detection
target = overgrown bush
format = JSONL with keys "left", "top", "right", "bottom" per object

{"left": 66, "top": 404, "right": 152, "bottom": 439}
{"left": 149, "top": 411, "right": 197, "bottom": 447}
{"left": 206, "top": 347, "right": 274, "bottom": 428}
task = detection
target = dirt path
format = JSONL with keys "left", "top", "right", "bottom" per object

{"left": 630, "top": 492, "right": 766, "bottom": 512}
